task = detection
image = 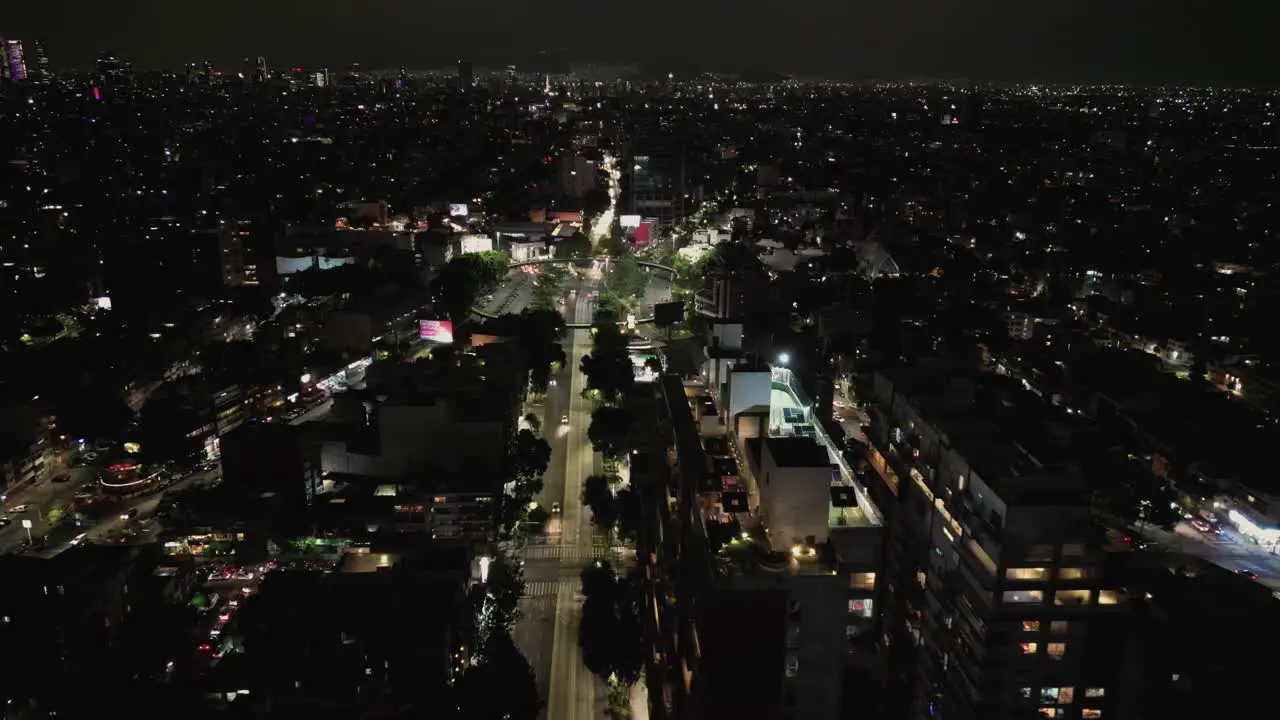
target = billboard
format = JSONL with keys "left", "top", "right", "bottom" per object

{"left": 630, "top": 221, "right": 652, "bottom": 248}
{"left": 448, "top": 203, "right": 469, "bottom": 217}
{"left": 459, "top": 234, "right": 494, "bottom": 254}
{"left": 619, "top": 214, "right": 642, "bottom": 229}
{"left": 420, "top": 319, "right": 455, "bottom": 344}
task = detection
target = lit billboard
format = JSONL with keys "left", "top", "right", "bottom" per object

{"left": 630, "top": 221, "right": 652, "bottom": 248}
{"left": 420, "top": 319, "right": 455, "bottom": 344}
{"left": 448, "top": 203, "right": 469, "bottom": 217}
{"left": 619, "top": 214, "right": 642, "bottom": 229}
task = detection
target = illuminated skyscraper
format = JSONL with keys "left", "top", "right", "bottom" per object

{"left": 2, "top": 39, "right": 27, "bottom": 83}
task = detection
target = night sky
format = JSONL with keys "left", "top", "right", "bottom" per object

{"left": 7, "top": 0, "right": 1279, "bottom": 85}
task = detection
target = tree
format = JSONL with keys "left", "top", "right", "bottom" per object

{"left": 581, "top": 323, "right": 634, "bottom": 404}
{"left": 532, "top": 263, "right": 568, "bottom": 310}
{"left": 56, "top": 389, "right": 134, "bottom": 443}
{"left": 454, "top": 631, "right": 542, "bottom": 720}
{"left": 523, "top": 412, "right": 542, "bottom": 434}
{"left": 606, "top": 253, "right": 648, "bottom": 301}
{"left": 559, "top": 234, "right": 593, "bottom": 259}
{"left": 431, "top": 252, "right": 511, "bottom": 321}
{"left": 578, "top": 562, "right": 646, "bottom": 692}
{"left": 133, "top": 392, "right": 204, "bottom": 470}
{"left": 588, "top": 406, "right": 632, "bottom": 459}
{"left": 510, "top": 429, "right": 550, "bottom": 481}
{"left": 614, "top": 488, "right": 642, "bottom": 543}
{"left": 595, "top": 292, "right": 625, "bottom": 320}
{"left": 582, "top": 474, "right": 619, "bottom": 535}
{"left": 481, "top": 308, "right": 567, "bottom": 393}
{"left": 483, "top": 552, "right": 526, "bottom": 631}
{"left": 517, "top": 309, "right": 567, "bottom": 393}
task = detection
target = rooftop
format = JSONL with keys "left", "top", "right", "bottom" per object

{"left": 764, "top": 436, "right": 832, "bottom": 468}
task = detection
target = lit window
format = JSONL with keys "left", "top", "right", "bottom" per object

{"left": 916, "top": 571, "right": 927, "bottom": 587}
{"left": 1022, "top": 620, "right": 1041, "bottom": 632}
{"left": 1097, "top": 589, "right": 1127, "bottom": 605}
{"left": 1047, "top": 642, "right": 1066, "bottom": 660}
{"left": 1082, "top": 710, "right": 1103, "bottom": 719}
{"left": 1003, "top": 590, "right": 1044, "bottom": 604}
{"left": 1040, "top": 686, "right": 1073, "bottom": 703}
{"left": 1020, "top": 642, "right": 1038, "bottom": 655}
{"left": 1050, "top": 621, "right": 1070, "bottom": 634}
{"left": 848, "top": 599, "right": 874, "bottom": 617}
{"left": 850, "top": 572, "right": 876, "bottom": 590}
{"left": 1054, "top": 589, "right": 1091, "bottom": 606}
{"left": 1020, "top": 687, "right": 1033, "bottom": 699}
{"left": 1085, "top": 688, "right": 1105, "bottom": 698}
{"left": 1038, "top": 708, "right": 1059, "bottom": 718}
{"left": 1005, "top": 567, "right": 1049, "bottom": 581}
{"left": 1058, "top": 567, "right": 1088, "bottom": 580}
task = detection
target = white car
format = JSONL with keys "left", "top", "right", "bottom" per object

{"left": 7, "top": 505, "right": 30, "bottom": 513}
{"left": 561, "top": 414, "right": 569, "bottom": 425}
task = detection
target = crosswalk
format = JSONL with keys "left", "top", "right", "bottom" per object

{"left": 522, "top": 544, "right": 613, "bottom": 562}
{"left": 522, "top": 578, "right": 582, "bottom": 598}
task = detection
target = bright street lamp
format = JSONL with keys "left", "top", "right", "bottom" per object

{"left": 777, "top": 353, "right": 790, "bottom": 366}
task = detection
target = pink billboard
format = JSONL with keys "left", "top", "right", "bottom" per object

{"left": 630, "top": 221, "right": 652, "bottom": 249}
{"left": 419, "top": 319, "right": 455, "bottom": 344}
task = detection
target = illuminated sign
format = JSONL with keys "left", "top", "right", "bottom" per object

{"left": 419, "top": 319, "right": 455, "bottom": 344}
{"left": 448, "top": 203, "right": 469, "bottom": 217}
{"left": 619, "top": 214, "right": 642, "bottom": 229}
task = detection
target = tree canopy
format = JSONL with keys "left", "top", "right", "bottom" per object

{"left": 578, "top": 561, "right": 646, "bottom": 688}
{"left": 430, "top": 251, "right": 511, "bottom": 321}
{"left": 453, "top": 630, "right": 542, "bottom": 720}
{"left": 480, "top": 308, "right": 567, "bottom": 393}
{"left": 582, "top": 474, "right": 620, "bottom": 536}
{"left": 587, "top": 406, "right": 632, "bottom": 459}
{"left": 580, "top": 322, "right": 633, "bottom": 404}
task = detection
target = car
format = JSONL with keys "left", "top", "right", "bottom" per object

{"left": 120, "top": 508, "right": 138, "bottom": 521}
{"left": 551, "top": 502, "right": 562, "bottom": 514}
{"left": 1238, "top": 568, "right": 1259, "bottom": 581}
{"left": 1190, "top": 519, "right": 1213, "bottom": 533}
{"left": 68, "top": 533, "right": 89, "bottom": 547}
{"left": 7, "top": 505, "right": 30, "bottom": 514}
{"left": 561, "top": 414, "right": 569, "bottom": 425}
{"left": 0, "top": 517, "right": 10, "bottom": 529}
{"left": 51, "top": 474, "right": 72, "bottom": 484}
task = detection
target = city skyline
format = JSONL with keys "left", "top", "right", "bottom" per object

{"left": 5, "top": 0, "right": 1280, "bottom": 85}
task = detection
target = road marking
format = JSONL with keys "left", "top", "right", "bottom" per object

{"left": 523, "top": 578, "right": 582, "bottom": 598}
{"left": 524, "top": 544, "right": 612, "bottom": 562}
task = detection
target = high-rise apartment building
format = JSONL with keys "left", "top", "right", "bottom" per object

{"left": 860, "top": 364, "right": 1139, "bottom": 720}
{"left": 657, "top": 333, "right": 886, "bottom": 720}
{"left": 457, "top": 60, "right": 473, "bottom": 89}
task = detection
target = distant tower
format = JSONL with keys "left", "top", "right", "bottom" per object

{"left": 28, "top": 40, "right": 49, "bottom": 81}
{"left": 2, "top": 40, "right": 28, "bottom": 83}
{"left": 254, "top": 56, "right": 269, "bottom": 83}
{"left": 457, "top": 60, "right": 473, "bottom": 89}
{"left": 96, "top": 53, "right": 124, "bottom": 82}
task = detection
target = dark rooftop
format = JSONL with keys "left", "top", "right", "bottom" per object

{"left": 764, "top": 436, "right": 833, "bottom": 468}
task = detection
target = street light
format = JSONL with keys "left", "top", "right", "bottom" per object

{"left": 777, "top": 353, "right": 790, "bottom": 366}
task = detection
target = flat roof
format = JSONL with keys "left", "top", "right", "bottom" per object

{"left": 765, "top": 436, "right": 832, "bottom": 468}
